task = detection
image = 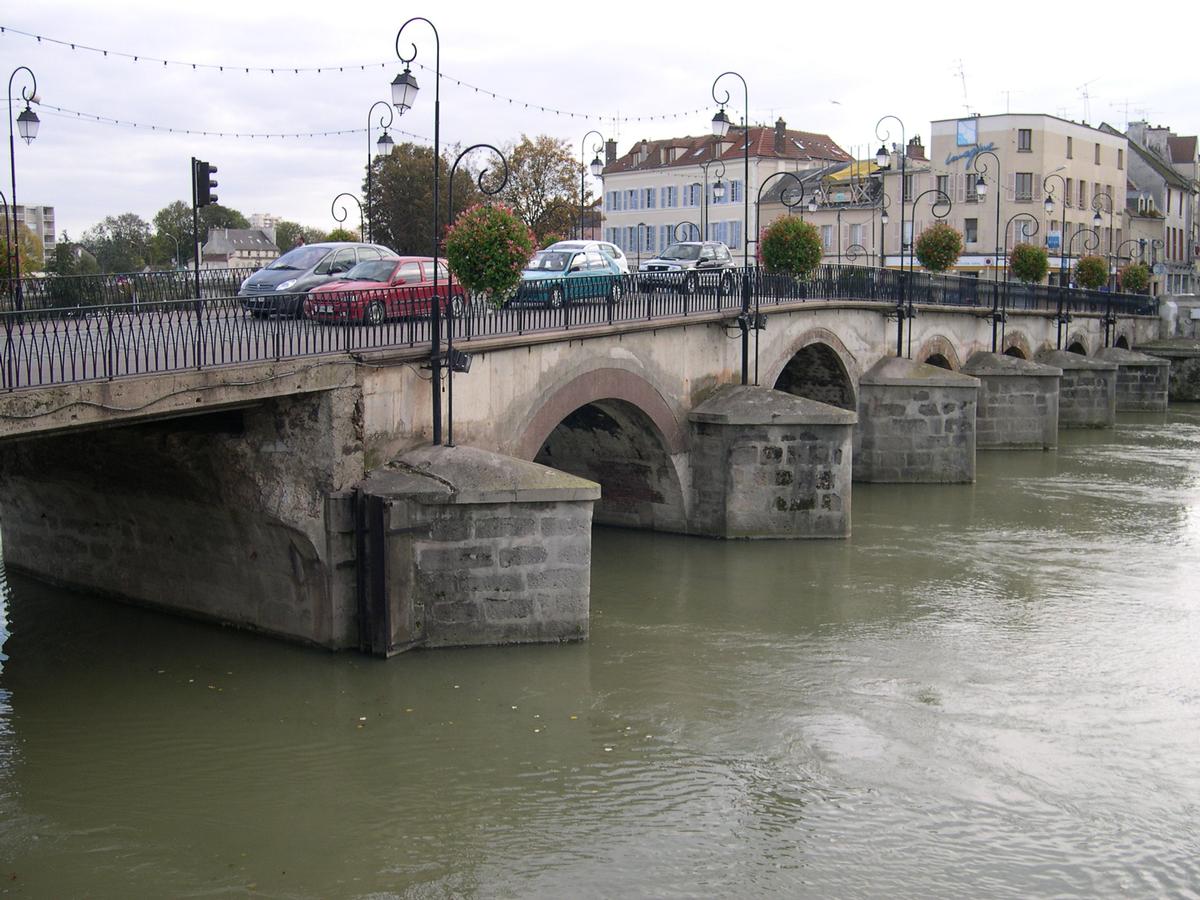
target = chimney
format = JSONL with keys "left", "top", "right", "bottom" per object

{"left": 1127, "top": 120, "right": 1148, "bottom": 146}
{"left": 774, "top": 117, "right": 787, "bottom": 154}
{"left": 605, "top": 139, "right": 617, "bottom": 166}
{"left": 906, "top": 135, "right": 925, "bottom": 160}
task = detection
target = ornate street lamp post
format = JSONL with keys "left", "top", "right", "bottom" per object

{"left": 579, "top": 130, "right": 603, "bottom": 240}
{"left": 367, "top": 100, "right": 395, "bottom": 244}
{"left": 446, "top": 143, "right": 509, "bottom": 447}
{"left": 700, "top": 154, "right": 726, "bottom": 239}
{"left": 331, "top": 192, "right": 365, "bottom": 242}
{"left": 998, "top": 212, "right": 1040, "bottom": 352}
{"left": 876, "top": 117, "right": 909, "bottom": 355}
{"left": 712, "top": 71, "right": 752, "bottom": 385}
{"left": 897, "top": 186, "right": 952, "bottom": 357}
{"left": 1090, "top": 190, "right": 1114, "bottom": 287}
{"left": 673, "top": 221, "right": 700, "bottom": 242}
{"left": 391, "top": 17, "right": 445, "bottom": 444}
{"left": 1060, "top": 226, "right": 1101, "bottom": 348}
{"left": 8, "top": 66, "right": 40, "bottom": 312}
{"left": 750, "top": 171, "right": 804, "bottom": 263}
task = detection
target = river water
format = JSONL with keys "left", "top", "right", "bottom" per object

{"left": 2, "top": 410, "right": 1199, "bottom": 898}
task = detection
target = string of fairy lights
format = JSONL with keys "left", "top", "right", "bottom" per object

{"left": 1, "top": 23, "right": 717, "bottom": 127}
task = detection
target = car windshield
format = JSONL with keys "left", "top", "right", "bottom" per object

{"left": 525, "top": 251, "right": 573, "bottom": 272}
{"left": 267, "top": 246, "right": 329, "bottom": 271}
{"left": 342, "top": 260, "right": 397, "bottom": 283}
{"left": 660, "top": 244, "right": 701, "bottom": 260}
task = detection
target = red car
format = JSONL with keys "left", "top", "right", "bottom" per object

{"left": 303, "top": 257, "right": 465, "bottom": 324}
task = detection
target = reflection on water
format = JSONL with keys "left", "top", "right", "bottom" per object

{"left": 1, "top": 411, "right": 1199, "bottom": 897}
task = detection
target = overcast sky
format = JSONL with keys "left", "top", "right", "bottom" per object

{"left": 5, "top": 0, "right": 1197, "bottom": 239}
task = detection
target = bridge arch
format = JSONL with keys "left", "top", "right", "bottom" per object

{"left": 1001, "top": 331, "right": 1032, "bottom": 360}
{"left": 515, "top": 366, "right": 688, "bottom": 532}
{"left": 1114, "top": 333, "right": 1130, "bottom": 350}
{"left": 764, "top": 328, "right": 859, "bottom": 410}
{"left": 914, "top": 335, "right": 961, "bottom": 370}
{"left": 1066, "top": 331, "right": 1091, "bottom": 355}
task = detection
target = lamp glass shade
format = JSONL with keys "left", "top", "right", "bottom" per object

{"left": 1043, "top": 195, "right": 1054, "bottom": 214}
{"left": 881, "top": 210, "right": 890, "bottom": 225}
{"left": 589, "top": 155, "right": 603, "bottom": 177}
{"left": 376, "top": 131, "right": 395, "bottom": 157}
{"left": 713, "top": 179, "right": 726, "bottom": 201}
{"left": 875, "top": 144, "right": 889, "bottom": 167}
{"left": 1093, "top": 210, "right": 1103, "bottom": 226}
{"left": 975, "top": 176, "right": 988, "bottom": 197}
{"left": 16, "top": 106, "right": 39, "bottom": 144}
{"left": 711, "top": 109, "right": 731, "bottom": 138}
{"left": 391, "top": 68, "right": 419, "bottom": 113}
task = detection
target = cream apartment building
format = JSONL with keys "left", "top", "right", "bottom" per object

{"left": 600, "top": 120, "right": 851, "bottom": 266}
{"left": 927, "top": 114, "right": 1128, "bottom": 284}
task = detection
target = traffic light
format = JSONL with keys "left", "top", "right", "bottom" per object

{"left": 195, "top": 159, "right": 219, "bottom": 207}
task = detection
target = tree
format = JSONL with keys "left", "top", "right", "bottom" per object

{"left": 760, "top": 217, "right": 821, "bottom": 276}
{"left": 81, "top": 213, "right": 153, "bottom": 273}
{"left": 1119, "top": 262, "right": 1150, "bottom": 294}
{"left": 444, "top": 203, "right": 535, "bottom": 307}
{"left": 1010, "top": 243, "right": 1049, "bottom": 284}
{"left": 1074, "top": 255, "right": 1108, "bottom": 290}
{"left": 274, "top": 220, "right": 306, "bottom": 252}
{"left": 151, "top": 201, "right": 251, "bottom": 265}
{"left": 914, "top": 222, "right": 963, "bottom": 273}
{"left": 365, "top": 141, "right": 482, "bottom": 255}
{"left": 0, "top": 223, "right": 45, "bottom": 277}
{"left": 499, "top": 135, "right": 588, "bottom": 245}
{"left": 326, "top": 227, "right": 359, "bottom": 243}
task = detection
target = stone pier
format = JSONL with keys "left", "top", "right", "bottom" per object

{"left": 1095, "top": 347, "right": 1171, "bottom": 411}
{"left": 853, "top": 357, "right": 979, "bottom": 483}
{"left": 1036, "top": 350, "right": 1118, "bottom": 428}
{"left": 688, "top": 385, "right": 856, "bottom": 539}
{"left": 961, "top": 352, "right": 1062, "bottom": 450}
{"left": 1135, "top": 339, "right": 1200, "bottom": 403}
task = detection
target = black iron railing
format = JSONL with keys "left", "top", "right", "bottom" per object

{"left": 0, "top": 265, "right": 1158, "bottom": 392}
{"left": 1, "top": 268, "right": 258, "bottom": 313}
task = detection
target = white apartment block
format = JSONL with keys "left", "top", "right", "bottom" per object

{"left": 600, "top": 120, "right": 851, "bottom": 265}
{"left": 250, "top": 212, "right": 283, "bottom": 230}
{"left": 13, "top": 204, "right": 56, "bottom": 254}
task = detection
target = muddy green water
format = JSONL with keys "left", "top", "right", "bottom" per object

{"left": 2, "top": 411, "right": 1199, "bottom": 898}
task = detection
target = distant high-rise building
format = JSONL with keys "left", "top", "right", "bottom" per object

{"left": 13, "top": 204, "right": 56, "bottom": 254}
{"left": 250, "top": 213, "right": 282, "bottom": 230}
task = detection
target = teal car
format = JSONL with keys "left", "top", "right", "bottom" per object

{"left": 512, "top": 247, "right": 623, "bottom": 308}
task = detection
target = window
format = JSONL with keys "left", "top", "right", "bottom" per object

{"left": 936, "top": 175, "right": 949, "bottom": 195}
{"left": 1118, "top": 148, "right": 1124, "bottom": 170}
{"left": 645, "top": 188, "right": 656, "bottom": 210}
{"left": 849, "top": 224, "right": 864, "bottom": 246}
{"left": 730, "top": 180, "right": 743, "bottom": 203}
{"left": 903, "top": 173, "right": 914, "bottom": 197}
{"left": 645, "top": 228, "right": 656, "bottom": 253}
{"left": 1018, "top": 129, "right": 1032, "bottom": 151}
{"left": 728, "top": 221, "right": 741, "bottom": 249}
{"left": 1078, "top": 180, "right": 1086, "bottom": 209}
{"left": 585, "top": 250, "right": 606, "bottom": 270}
{"left": 965, "top": 219, "right": 978, "bottom": 243}
{"left": 1067, "top": 136, "right": 1073, "bottom": 159}
{"left": 965, "top": 173, "right": 979, "bottom": 202}
{"left": 821, "top": 225, "right": 833, "bottom": 250}
{"left": 395, "top": 261, "right": 423, "bottom": 284}
{"left": 1015, "top": 172, "right": 1034, "bottom": 201}
{"left": 1094, "top": 143, "right": 1101, "bottom": 164}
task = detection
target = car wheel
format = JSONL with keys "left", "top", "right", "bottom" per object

{"left": 610, "top": 281, "right": 623, "bottom": 302}
{"left": 366, "top": 300, "right": 385, "bottom": 326}
{"left": 548, "top": 287, "right": 564, "bottom": 309}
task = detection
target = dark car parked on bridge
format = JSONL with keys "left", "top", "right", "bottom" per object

{"left": 638, "top": 240, "right": 736, "bottom": 295}
{"left": 239, "top": 242, "right": 398, "bottom": 318}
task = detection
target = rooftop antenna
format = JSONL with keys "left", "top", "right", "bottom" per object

{"left": 1077, "top": 78, "right": 1099, "bottom": 122}
{"left": 1000, "top": 90, "right": 1023, "bottom": 114}
{"left": 955, "top": 59, "right": 971, "bottom": 114}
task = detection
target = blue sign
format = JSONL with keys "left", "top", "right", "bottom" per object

{"left": 944, "top": 142, "right": 997, "bottom": 169}
{"left": 1047, "top": 233, "right": 1061, "bottom": 250}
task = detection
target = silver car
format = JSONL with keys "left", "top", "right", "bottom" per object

{"left": 546, "top": 240, "right": 630, "bottom": 275}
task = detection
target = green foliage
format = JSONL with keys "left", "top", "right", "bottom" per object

{"left": 444, "top": 203, "right": 535, "bottom": 305}
{"left": 365, "top": 142, "right": 482, "bottom": 255}
{"left": 760, "top": 217, "right": 822, "bottom": 276}
{"left": 326, "top": 227, "right": 359, "bottom": 243}
{"left": 914, "top": 222, "right": 963, "bottom": 273}
{"left": 274, "top": 220, "right": 305, "bottom": 252}
{"left": 499, "top": 135, "right": 588, "bottom": 244}
{"left": 1009, "top": 243, "right": 1049, "bottom": 284}
{"left": 1074, "top": 254, "right": 1108, "bottom": 290}
{"left": 0, "top": 223, "right": 45, "bottom": 276}
{"left": 1118, "top": 262, "right": 1149, "bottom": 294}
{"left": 150, "top": 201, "right": 250, "bottom": 266}
{"left": 82, "top": 213, "right": 153, "bottom": 273}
